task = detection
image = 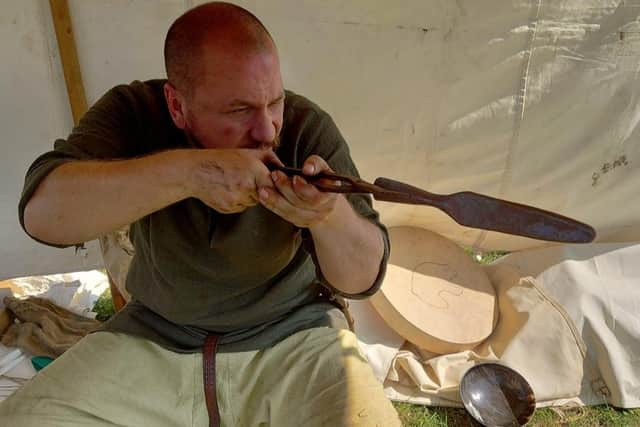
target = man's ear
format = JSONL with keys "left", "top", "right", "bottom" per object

{"left": 164, "top": 82, "right": 187, "bottom": 129}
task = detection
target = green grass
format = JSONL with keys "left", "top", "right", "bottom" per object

{"left": 92, "top": 288, "right": 116, "bottom": 321}
{"left": 463, "top": 247, "right": 510, "bottom": 265}
{"left": 393, "top": 403, "right": 640, "bottom": 426}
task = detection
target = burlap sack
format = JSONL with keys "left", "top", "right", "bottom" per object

{"left": 1, "top": 297, "right": 99, "bottom": 358}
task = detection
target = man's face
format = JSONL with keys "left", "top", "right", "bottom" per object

{"left": 177, "top": 45, "right": 285, "bottom": 150}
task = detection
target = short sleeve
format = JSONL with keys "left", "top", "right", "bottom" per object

{"left": 18, "top": 84, "right": 145, "bottom": 247}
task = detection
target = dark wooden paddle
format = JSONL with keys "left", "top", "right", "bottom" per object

{"left": 273, "top": 166, "right": 596, "bottom": 244}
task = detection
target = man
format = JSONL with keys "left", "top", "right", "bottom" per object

{"left": 0, "top": 2, "right": 400, "bottom": 426}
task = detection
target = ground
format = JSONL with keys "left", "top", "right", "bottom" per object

{"left": 393, "top": 402, "right": 640, "bottom": 426}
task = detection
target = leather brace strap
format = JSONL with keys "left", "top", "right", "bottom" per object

{"left": 203, "top": 335, "right": 220, "bottom": 427}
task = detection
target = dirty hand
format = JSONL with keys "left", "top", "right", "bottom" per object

{"left": 189, "top": 148, "right": 283, "bottom": 213}
{"left": 258, "top": 155, "right": 339, "bottom": 228}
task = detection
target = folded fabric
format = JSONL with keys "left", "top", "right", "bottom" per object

{"left": 379, "top": 264, "right": 590, "bottom": 407}
{"left": 0, "top": 309, "right": 13, "bottom": 337}
{"left": 1, "top": 296, "right": 100, "bottom": 358}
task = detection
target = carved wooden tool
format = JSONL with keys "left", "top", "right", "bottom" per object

{"left": 274, "top": 166, "right": 596, "bottom": 243}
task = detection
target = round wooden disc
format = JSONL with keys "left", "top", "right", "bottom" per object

{"left": 370, "top": 226, "right": 497, "bottom": 354}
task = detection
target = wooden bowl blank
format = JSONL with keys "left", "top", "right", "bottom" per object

{"left": 370, "top": 226, "right": 498, "bottom": 354}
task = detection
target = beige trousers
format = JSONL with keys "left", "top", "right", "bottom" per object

{"left": 0, "top": 328, "right": 400, "bottom": 427}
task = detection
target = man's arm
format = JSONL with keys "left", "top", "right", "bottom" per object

{"left": 259, "top": 156, "right": 385, "bottom": 295}
{"left": 23, "top": 148, "right": 280, "bottom": 245}
{"left": 24, "top": 150, "right": 190, "bottom": 245}
{"left": 308, "top": 196, "right": 384, "bottom": 295}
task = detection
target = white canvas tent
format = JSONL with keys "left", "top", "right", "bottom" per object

{"left": 1, "top": 0, "right": 639, "bottom": 411}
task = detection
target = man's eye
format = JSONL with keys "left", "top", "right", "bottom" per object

{"left": 227, "top": 108, "right": 248, "bottom": 114}
{"left": 270, "top": 98, "right": 284, "bottom": 107}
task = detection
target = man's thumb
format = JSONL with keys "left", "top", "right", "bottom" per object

{"left": 260, "top": 149, "right": 284, "bottom": 167}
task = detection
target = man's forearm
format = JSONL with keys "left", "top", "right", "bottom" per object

{"left": 309, "top": 196, "right": 385, "bottom": 295}
{"left": 23, "top": 150, "right": 194, "bottom": 245}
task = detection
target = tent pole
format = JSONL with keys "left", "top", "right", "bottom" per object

{"left": 49, "top": 0, "right": 87, "bottom": 125}
{"left": 48, "top": 1, "right": 127, "bottom": 312}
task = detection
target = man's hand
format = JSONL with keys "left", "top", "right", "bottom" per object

{"left": 189, "top": 148, "right": 283, "bottom": 213}
{"left": 258, "top": 155, "right": 339, "bottom": 227}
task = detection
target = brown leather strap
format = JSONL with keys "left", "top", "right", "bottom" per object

{"left": 329, "top": 294, "right": 355, "bottom": 331}
{"left": 203, "top": 335, "right": 220, "bottom": 427}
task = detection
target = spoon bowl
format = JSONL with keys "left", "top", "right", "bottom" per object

{"left": 460, "top": 363, "right": 536, "bottom": 426}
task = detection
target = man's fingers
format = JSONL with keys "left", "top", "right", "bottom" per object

{"left": 270, "top": 171, "right": 303, "bottom": 204}
{"left": 292, "top": 175, "right": 327, "bottom": 204}
{"left": 260, "top": 149, "right": 284, "bottom": 168}
{"left": 193, "top": 148, "right": 286, "bottom": 214}
{"left": 271, "top": 171, "right": 329, "bottom": 207}
{"left": 252, "top": 149, "right": 281, "bottom": 189}
{"left": 302, "top": 155, "right": 331, "bottom": 176}
{"left": 259, "top": 187, "right": 329, "bottom": 227}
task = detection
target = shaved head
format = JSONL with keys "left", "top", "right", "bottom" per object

{"left": 164, "top": 2, "right": 276, "bottom": 93}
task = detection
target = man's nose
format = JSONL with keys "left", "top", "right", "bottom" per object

{"left": 250, "top": 108, "right": 277, "bottom": 145}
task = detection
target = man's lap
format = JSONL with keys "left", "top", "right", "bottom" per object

{"left": 0, "top": 331, "right": 203, "bottom": 426}
{"left": 0, "top": 328, "right": 399, "bottom": 427}
{"left": 218, "top": 327, "right": 400, "bottom": 426}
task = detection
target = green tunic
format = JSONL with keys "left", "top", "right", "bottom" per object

{"left": 18, "top": 80, "right": 389, "bottom": 353}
